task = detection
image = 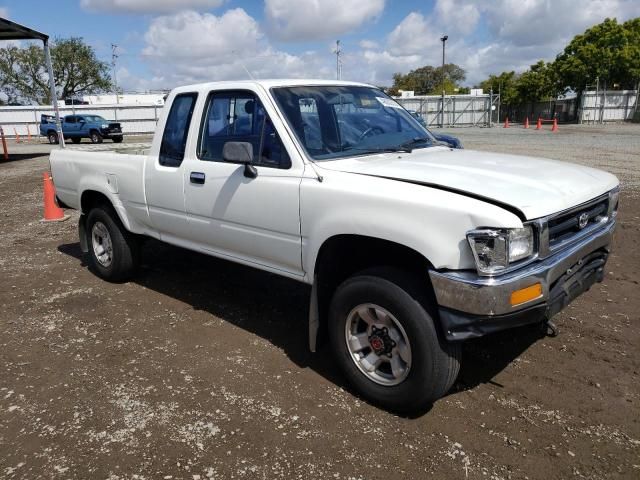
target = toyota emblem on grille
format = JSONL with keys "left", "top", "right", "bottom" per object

{"left": 578, "top": 212, "right": 589, "bottom": 229}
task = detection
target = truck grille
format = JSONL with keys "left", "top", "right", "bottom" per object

{"left": 548, "top": 197, "right": 609, "bottom": 248}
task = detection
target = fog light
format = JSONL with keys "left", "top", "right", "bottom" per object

{"left": 510, "top": 283, "right": 543, "bottom": 306}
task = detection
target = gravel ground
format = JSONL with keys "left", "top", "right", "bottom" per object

{"left": 1, "top": 127, "right": 639, "bottom": 479}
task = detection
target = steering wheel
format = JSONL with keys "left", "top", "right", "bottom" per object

{"left": 357, "top": 126, "right": 385, "bottom": 142}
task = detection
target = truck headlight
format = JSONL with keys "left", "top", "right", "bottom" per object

{"left": 101, "top": 124, "right": 109, "bottom": 129}
{"left": 467, "top": 226, "right": 535, "bottom": 275}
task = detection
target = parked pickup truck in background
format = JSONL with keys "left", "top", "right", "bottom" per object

{"left": 49, "top": 80, "right": 619, "bottom": 413}
{"left": 40, "top": 114, "right": 123, "bottom": 144}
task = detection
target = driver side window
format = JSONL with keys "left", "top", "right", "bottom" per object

{"left": 198, "top": 90, "right": 290, "bottom": 169}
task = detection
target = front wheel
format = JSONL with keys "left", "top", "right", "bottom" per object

{"left": 47, "top": 132, "right": 58, "bottom": 144}
{"left": 90, "top": 131, "right": 103, "bottom": 143}
{"left": 85, "top": 205, "right": 140, "bottom": 282}
{"left": 329, "top": 269, "right": 460, "bottom": 413}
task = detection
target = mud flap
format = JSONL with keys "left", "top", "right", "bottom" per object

{"left": 308, "top": 276, "right": 320, "bottom": 352}
{"left": 78, "top": 215, "right": 89, "bottom": 253}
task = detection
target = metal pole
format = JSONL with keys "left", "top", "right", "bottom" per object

{"left": 440, "top": 35, "right": 448, "bottom": 128}
{"left": 44, "top": 39, "right": 64, "bottom": 148}
{"left": 489, "top": 88, "right": 493, "bottom": 127}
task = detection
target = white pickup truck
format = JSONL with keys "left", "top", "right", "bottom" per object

{"left": 51, "top": 80, "right": 619, "bottom": 412}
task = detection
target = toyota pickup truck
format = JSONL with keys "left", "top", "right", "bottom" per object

{"left": 41, "top": 114, "right": 123, "bottom": 144}
{"left": 50, "top": 80, "right": 619, "bottom": 412}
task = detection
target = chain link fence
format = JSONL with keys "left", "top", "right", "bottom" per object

{"left": 393, "top": 94, "right": 500, "bottom": 127}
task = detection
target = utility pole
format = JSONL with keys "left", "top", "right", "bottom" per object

{"left": 334, "top": 40, "right": 342, "bottom": 80}
{"left": 440, "top": 34, "right": 448, "bottom": 127}
{"left": 111, "top": 43, "right": 119, "bottom": 104}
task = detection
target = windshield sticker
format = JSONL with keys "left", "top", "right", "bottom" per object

{"left": 376, "top": 97, "right": 403, "bottom": 108}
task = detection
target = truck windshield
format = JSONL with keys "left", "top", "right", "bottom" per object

{"left": 271, "top": 85, "right": 436, "bottom": 161}
{"left": 83, "top": 116, "right": 106, "bottom": 122}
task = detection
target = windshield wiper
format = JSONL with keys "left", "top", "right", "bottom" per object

{"left": 342, "top": 145, "right": 412, "bottom": 154}
{"left": 396, "top": 136, "right": 432, "bottom": 152}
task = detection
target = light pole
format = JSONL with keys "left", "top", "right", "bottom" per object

{"left": 440, "top": 34, "right": 448, "bottom": 127}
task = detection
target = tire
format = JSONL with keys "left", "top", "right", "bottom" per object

{"left": 112, "top": 136, "right": 123, "bottom": 143}
{"left": 48, "top": 132, "right": 58, "bottom": 144}
{"left": 85, "top": 205, "right": 140, "bottom": 282}
{"left": 71, "top": 137, "right": 81, "bottom": 144}
{"left": 90, "top": 131, "right": 103, "bottom": 143}
{"left": 328, "top": 268, "right": 460, "bottom": 413}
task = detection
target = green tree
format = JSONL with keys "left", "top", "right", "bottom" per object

{"left": 478, "top": 71, "right": 520, "bottom": 104}
{"left": 554, "top": 17, "right": 640, "bottom": 92}
{"left": 0, "top": 37, "right": 111, "bottom": 104}
{"left": 515, "top": 60, "right": 561, "bottom": 102}
{"left": 390, "top": 63, "right": 466, "bottom": 95}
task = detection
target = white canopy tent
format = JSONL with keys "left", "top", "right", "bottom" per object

{"left": 0, "top": 17, "right": 64, "bottom": 147}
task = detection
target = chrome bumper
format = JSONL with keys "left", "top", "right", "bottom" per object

{"left": 429, "top": 219, "right": 615, "bottom": 318}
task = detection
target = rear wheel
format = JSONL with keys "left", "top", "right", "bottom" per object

{"left": 85, "top": 205, "right": 140, "bottom": 282}
{"left": 329, "top": 268, "right": 460, "bottom": 413}
{"left": 90, "top": 131, "right": 103, "bottom": 143}
{"left": 47, "top": 132, "right": 58, "bottom": 144}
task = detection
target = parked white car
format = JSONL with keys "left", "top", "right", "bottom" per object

{"left": 50, "top": 80, "right": 619, "bottom": 412}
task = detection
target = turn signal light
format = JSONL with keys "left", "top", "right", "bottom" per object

{"left": 510, "top": 283, "right": 543, "bottom": 306}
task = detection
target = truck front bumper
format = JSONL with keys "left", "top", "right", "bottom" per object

{"left": 429, "top": 220, "right": 615, "bottom": 341}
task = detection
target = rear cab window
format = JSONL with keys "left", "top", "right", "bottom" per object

{"left": 159, "top": 92, "right": 198, "bottom": 167}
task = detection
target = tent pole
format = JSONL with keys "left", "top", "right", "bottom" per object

{"left": 43, "top": 39, "right": 64, "bottom": 148}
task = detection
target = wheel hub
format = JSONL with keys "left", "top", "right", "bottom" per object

{"left": 369, "top": 326, "right": 396, "bottom": 357}
{"left": 344, "top": 303, "right": 412, "bottom": 386}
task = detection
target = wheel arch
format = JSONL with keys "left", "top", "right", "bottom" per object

{"left": 308, "top": 234, "right": 438, "bottom": 352}
{"left": 80, "top": 189, "right": 133, "bottom": 230}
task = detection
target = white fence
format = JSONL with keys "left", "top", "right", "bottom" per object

{"left": 0, "top": 104, "right": 164, "bottom": 138}
{"left": 393, "top": 94, "right": 499, "bottom": 127}
{"left": 579, "top": 90, "right": 638, "bottom": 123}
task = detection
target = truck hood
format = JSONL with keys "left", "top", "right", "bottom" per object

{"left": 317, "top": 147, "right": 619, "bottom": 220}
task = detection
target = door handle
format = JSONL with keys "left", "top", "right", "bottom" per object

{"left": 190, "top": 172, "right": 205, "bottom": 185}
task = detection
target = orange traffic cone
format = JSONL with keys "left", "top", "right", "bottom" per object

{"left": 524, "top": 117, "right": 530, "bottom": 129}
{"left": 503, "top": 117, "right": 510, "bottom": 128}
{"left": 536, "top": 117, "right": 542, "bottom": 130}
{"left": 551, "top": 118, "right": 558, "bottom": 132}
{"left": 42, "top": 172, "right": 69, "bottom": 222}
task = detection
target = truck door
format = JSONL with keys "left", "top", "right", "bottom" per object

{"left": 182, "top": 89, "right": 303, "bottom": 277}
{"left": 64, "top": 116, "right": 76, "bottom": 136}
{"left": 144, "top": 92, "right": 198, "bottom": 241}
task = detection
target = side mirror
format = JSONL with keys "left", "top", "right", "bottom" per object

{"left": 78, "top": 119, "right": 85, "bottom": 124}
{"left": 222, "top": 141, "right": 257, "bottom": 178}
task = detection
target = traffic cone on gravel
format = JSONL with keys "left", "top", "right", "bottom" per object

{"left": 551, "top": 118, "right": 558, "bottom": 132}
{"left": 503, "top": 117, "right": 510, "bottom": 128}
{"left": 536, "top": 117, "right": 542, "bottom": 130}
{"left": 42, "top": 172, "right": 68, "bottom": 222}
{"left": 524, "top": 116, "right": 530, "bottom": 129}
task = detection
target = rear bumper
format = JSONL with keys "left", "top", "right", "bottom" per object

{"left": 429, "top": 220, "right": 615, "bottom": 340}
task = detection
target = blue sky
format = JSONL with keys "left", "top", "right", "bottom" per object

{"left": 1, "top": 0, "right": 638, "bottom": 91}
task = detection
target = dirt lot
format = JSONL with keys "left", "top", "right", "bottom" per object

{"left": 1, "top": 126, "right": 639, "bottom": 479}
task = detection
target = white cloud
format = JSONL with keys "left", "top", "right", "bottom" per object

{"left": 80, "top": 0, "right": 224, "bottom": 14}
{"left": 482, "top": 0, "right": 639, "bottom": 47}
{"left": 358, "top": 39, "right": 379, "bottom": 50}
{"left": 265, "top": 0, "right": 385, "bottom": 41}
{"left": 137, "top": 9, "right": 332, "bottom": 90}
{"left": 434, "top": 0, "right": 480, "bottom": 35}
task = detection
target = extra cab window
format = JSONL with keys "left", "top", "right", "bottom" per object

{"left": 159, "top": 92, "right": 197, "bottom": 167}
{"left": 198, "top": 90, "right": 290, "bottom": 169}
